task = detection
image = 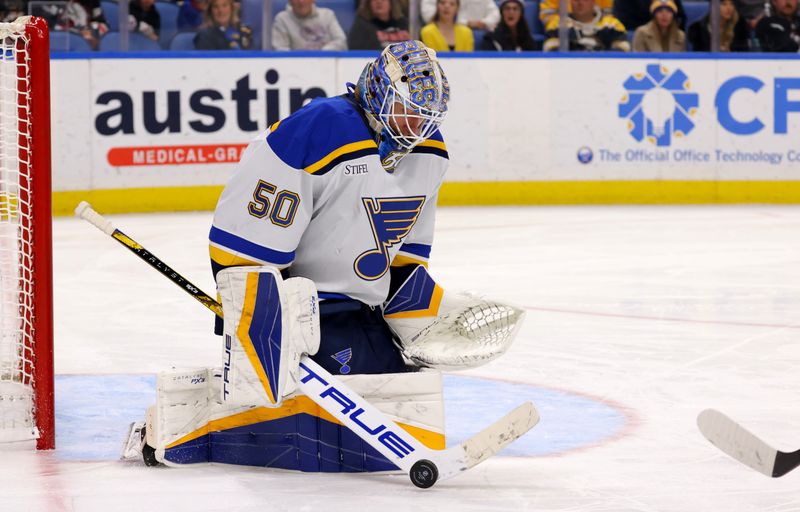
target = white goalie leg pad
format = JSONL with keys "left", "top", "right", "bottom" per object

{"left": 144, "top": 366, "right": 221, "bottom": 465}
{"left": 217, "top": 266, "right": 320, "bottom": 408}
{"left": 144, "top": 366, "right": 445, "bottom": 468}
{"left": 384, "top": 266, "right": 526, "bottom": 370}
{"left": 343, "top": 369, "right": 445, "bottom": 447}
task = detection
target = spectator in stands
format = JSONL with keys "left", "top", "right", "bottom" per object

{"left": 480, "top": 0, "right": 538, "bottom": 49}
{"left": 543, "top": 0, "right": 630, "bottom": 50}
{"left": 129, "top": 0, "right": 161, "bottom": 41}
{"left": 632, "top": 0, "right": 686, "bottom": 50}
{"left": 735, "top": 0, "right": 766, "bottom": 30}
{"left": 0, "top": 2, "right": 9, "bottom": 22}
{"left": 55, "top": 0, "right": 109, "bottom": 48}
{"left": 614, "top": 0, "right": 687, "bottom": 30}
{"left": 539, "top": 0, "right": 613, "bottom": 28}
{"left": 756, "top": 0, "right": 800, "bottom": 50}
{"left": 421, "top": 0, "right": 500, "bottom": 31}
{"left": 194, "top": 0, "right": 253, "bottom": 49}
{"left": 25, "top": 0, "right": 62, "bottom": 26}
{"left": 272, "top": 0, "right": 348, "bottom": 49}
{"left": 348, "top": 0, "right": 410, "bottom": 49}
{"left": 687, "top": 0, "right": 749, "bottom": 50}
{"left": 178, "top": 0, "right": 209, "bottom": 30}
{"left": 421, "top": 0, "right": 475, "bottom": 50}
{"left": 1, "top": 0, "right": 26, "bottom": 22}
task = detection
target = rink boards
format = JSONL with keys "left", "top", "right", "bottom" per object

{"left": 49, "top": 53, "right": 800, "bottom": 213}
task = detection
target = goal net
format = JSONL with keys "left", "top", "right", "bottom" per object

{"left": 0, "top": 16, "right": 54, "bottom": 449}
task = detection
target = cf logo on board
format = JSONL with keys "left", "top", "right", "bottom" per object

{"left": 618, "top": 64, "right": 699, "bottom": 147}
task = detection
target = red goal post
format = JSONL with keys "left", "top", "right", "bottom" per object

{"left": 0, "top": 16, "right": 54, "bottom": 450}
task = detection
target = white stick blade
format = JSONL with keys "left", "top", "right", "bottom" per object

{"left": 697, "top": 408, "right": 777, "bottom": 477}
{"left": 459, "top": 401, "right": 539, "bottom": 470}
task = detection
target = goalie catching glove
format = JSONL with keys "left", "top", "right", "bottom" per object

{"left": 216, "top": 266, "right": 320, "bottom": 408}
{"left": 383, "top": 266, "right": 526, "bottom": 370}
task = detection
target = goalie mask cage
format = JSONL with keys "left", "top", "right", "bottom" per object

{"left": 0, "top": 16, "right": 54, "bottom": 450}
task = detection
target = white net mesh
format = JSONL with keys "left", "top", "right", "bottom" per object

{"left": 0, "top": 17, "right": 39, "bottom": 442}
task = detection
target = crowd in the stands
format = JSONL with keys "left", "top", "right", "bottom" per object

{"left": 2, "top": 0, "right": 797, "bottom": 51}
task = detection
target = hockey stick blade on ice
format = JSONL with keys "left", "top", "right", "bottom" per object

{"left": 75, "top": 201, "right": 540, "bottom": 488}
{"left": 697, "top": 409, "right": 800, "bottom": 478}
{"left": 299, "top": 358, "right": 538, "bottom": 487}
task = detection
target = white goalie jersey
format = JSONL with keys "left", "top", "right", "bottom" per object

{"left": 209, "top": 93, "right": 450, "bottom": 306}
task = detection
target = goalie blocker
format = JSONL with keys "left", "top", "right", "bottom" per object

{"left": 131, "top": 265, "right": 526, "bottom": 472}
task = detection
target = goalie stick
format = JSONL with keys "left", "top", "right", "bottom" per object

{"left": 75, "top": 201, "right": 539, "bottom": 488}
{"left": 697, "top": 409, "right": 800, "bottom": 478}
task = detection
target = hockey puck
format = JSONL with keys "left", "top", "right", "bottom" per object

{"left": 409, "top": 459, "right": 438, "bottom": 488}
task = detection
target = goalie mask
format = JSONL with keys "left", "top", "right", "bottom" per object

{"left": 356, "top": 40, "right": 450, "bottom": 170}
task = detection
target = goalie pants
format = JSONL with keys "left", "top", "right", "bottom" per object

{"left": 312, "top": 299, "right": 408, "bottom": 375}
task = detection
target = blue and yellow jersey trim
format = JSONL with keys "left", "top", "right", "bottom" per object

{"left": 384, "top": 264, "right": 443, "bottom": 318}
{"left": 411, "top": 132, "right": 449, "bottom": 160}
{"left": 305, "top": 139, "right": 378, "bottom": 175}
{"left": 267, "top": 95, "right": 379, "bottom": 176}
{"left": 384, "top": 284, "right": 443, "bottom": 319}
{"left": 391, "top": 242, "right": 431, "bottom": 268}
{"left": 209, "top": 226, "right": 295, "bottom": 268}
{"left": 209, "top": 226, "right": 295, "bottom": 293}
{"left": 208, "top": 245, "right": 261, "bottom": 268}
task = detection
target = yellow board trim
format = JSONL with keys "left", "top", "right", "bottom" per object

{"left": 437, "top": 181, "right": 800, "bottom": 205}
{"left": 304, "top": 140, "right": 378, "bottom": 175}
{"left": 53, "top": 186, "right": 226, "bottom": 216}
{"left": 384, "top": 284, "right": 444, "bottom": 319}
{"left": 165, "top": 395, "right": 446, "bottom": 451}
{"left": 51, "top": 181, "right": 800, "bottom": 216}
{"left": 236, "top": 272, "right": 278, "bottom": 404}
{"left": 0, "top": 192, "right": 19, "bottom": 220}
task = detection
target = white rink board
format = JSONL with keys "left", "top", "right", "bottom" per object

{"left": 58, "top": 58, "right": 338, "bottom": 190}
{"left": 552, "top": 58, "right": 800, "bottom": 180}
{"left": 50, "top": 55, "right": 800, "bottom": 194}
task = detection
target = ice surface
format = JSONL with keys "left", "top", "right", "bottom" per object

{"left": 2, "top": 205, "right": 799, "bottom": 511}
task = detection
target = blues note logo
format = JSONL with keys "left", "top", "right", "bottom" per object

{"left": 331, "top": 348, "right": 353, "bottom": 374}
{"left": 354, "top": 196, "right": 425, "bottom": 281}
